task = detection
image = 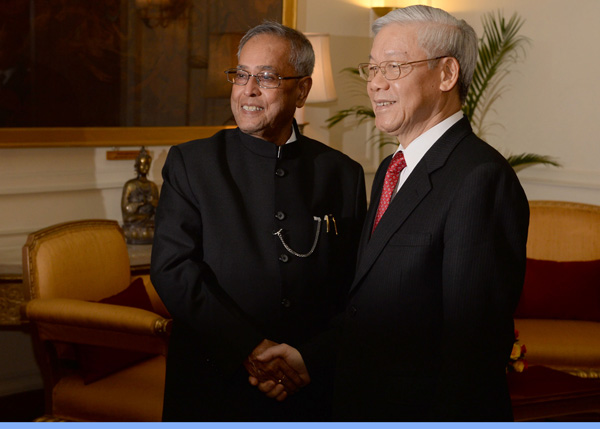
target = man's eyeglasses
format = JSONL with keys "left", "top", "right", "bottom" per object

{"left": 224, "top": 69, "right": 306, "bottom": 89}
{"left": 357, "top": 56, "right": 447, "bottom": 82}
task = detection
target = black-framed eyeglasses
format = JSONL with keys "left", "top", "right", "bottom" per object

{"left": 224, "top": 68, "right": 306, "bottom": 89}
{"left": 357, "top": 56, "right": 447, "bottom": 82}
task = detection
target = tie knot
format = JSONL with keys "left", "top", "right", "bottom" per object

{"left": 371, "top": 151, "right": 407, "bottom": 234}
{"left": 390, "top": 151, "right": 407, "bottom": 170}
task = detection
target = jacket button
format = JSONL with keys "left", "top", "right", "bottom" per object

{"left": 275, "top": 168, "right": 286, "bottom": 177}
{"left": 279, "top": 254, "right": 289, "bottom": 263}
{"left": 348, "top": 306, "right": 357, "bottom": 317}
{"left": 275, "top": 211, "right": 286, "bottom": 220}
{"left": 281, "top": 298, "right": 292, "bottom": 308}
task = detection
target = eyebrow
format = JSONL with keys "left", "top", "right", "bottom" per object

{"left": 237, "top": 65, "right": 278, "bottom": 72}
{"left": 369, "top": 51, "right": 410, "bottom": 62}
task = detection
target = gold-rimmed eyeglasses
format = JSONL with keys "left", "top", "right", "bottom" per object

{"left": 224, "top": 69, "right": 306, "bottom": 89}
{"left": 357, "top": 56, "right": 448, "bottom": 82}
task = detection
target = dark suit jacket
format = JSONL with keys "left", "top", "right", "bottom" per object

{"left": 302, "top": 117, "right": 529, "bottom": 422}
{"left": 150, "top": 124, "right": 366, "bottom": 421}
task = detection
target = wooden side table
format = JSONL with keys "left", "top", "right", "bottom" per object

{"left": 509, "top": 365, "right": 600, "bottom": 421}
{"left": 0, "top": 270, "right": 25, "bottom": 326}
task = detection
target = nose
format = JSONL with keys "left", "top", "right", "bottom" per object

{"left": 368, "top": 68, "right": 389, "bottom": 91}
{"left": 244, "top": 75, "right": 262, "bottom": 96}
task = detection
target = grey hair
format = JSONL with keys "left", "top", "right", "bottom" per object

{"left": 237, "top": 21, "right": 315, "bottom": 77}
{"left": 373, "top": 5, "right": 478, "bottom": 104}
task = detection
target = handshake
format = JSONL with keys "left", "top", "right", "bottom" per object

{"left": 243, "top": 339, "right": 310, "bottom": 402}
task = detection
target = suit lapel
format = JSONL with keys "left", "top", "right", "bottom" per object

{"left": 351, "top": 117, "right": 473, "bottom": 292}
{"left": 355, "top": 156, "right": 389, "bottom": 269}
{"left": 351, "top": 164, "right": 431, "bottom": 292}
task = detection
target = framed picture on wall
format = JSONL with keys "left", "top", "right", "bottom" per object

{"left": 0, "top": 0, "right": 297, "bottom": 147}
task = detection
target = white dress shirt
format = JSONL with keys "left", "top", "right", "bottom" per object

{"left": 392, "top": 111, "right": 464, "bottom": 196}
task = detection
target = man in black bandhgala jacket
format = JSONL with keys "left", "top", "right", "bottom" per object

{"left": 150, "top": 21, "right": 366, "bottom": 422}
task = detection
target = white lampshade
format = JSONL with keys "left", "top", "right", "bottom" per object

{"left": 296, "top": 33, "right": 337, "bottom": 127}
{"left": 305, "top": 33, "right": 337, "bottom": 103}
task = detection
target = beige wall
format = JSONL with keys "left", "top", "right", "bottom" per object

{"left": 437, "top": 0, "right": 600, "bottom": 205}
{"left": 1, "top": 0, "right": 599, "bottom": 397}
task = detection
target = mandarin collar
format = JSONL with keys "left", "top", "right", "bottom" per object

{"left": 237, "top": 120, "right": 302, "bottom": 159}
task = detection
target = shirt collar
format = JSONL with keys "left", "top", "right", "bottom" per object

{"left": 394, "top": 110, "right": 464, "bottom": 167}
{"left": 286, "top": 125, "right": 297, "bottom": 144}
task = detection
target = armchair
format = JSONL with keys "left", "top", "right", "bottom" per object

{"left": 514, "top": 201, "right": 600, "bottom": 378}
{"left": 21, "top": 219, "right": 171, "bottom": 421}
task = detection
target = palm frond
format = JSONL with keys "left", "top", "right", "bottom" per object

{"left": 336, "top": 67, "right": 369, "bottom": 98}
{"left": 326, "top": 68, "right": 373, "bottom": 128}
{"left": 340, "top": 67, "right": 360, "bottom": 76}
{"left": 472, "top": 75, "right": 508, "bottom": 135}
{"left": 463, "top": 11, "right": 530, "bottom": 128}
{"left": 326, "top": 105, "right": 375, "bottom": 128}
{"left": 506, "top": 153, "right": 561, "bottom": 170}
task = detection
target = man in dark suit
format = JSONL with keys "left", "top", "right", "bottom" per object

{"left": 150, "top": 21, "right": 366, "bottom": 421}
{"left": 252, "top": 5, "right": 529, "bottom": 421}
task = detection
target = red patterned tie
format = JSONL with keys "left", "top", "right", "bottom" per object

{"left": 372, "top": 151, "right": 407, "bottom": 233}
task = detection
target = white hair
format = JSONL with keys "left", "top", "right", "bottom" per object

{"left": 373, "top": 5, "right": 478, "bottom": 103}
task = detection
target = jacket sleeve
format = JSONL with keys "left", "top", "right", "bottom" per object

{"left": 150, "top": 145, "right": 264, "bottom": 376}
{"left": 433, "top": 160, "right": 529, "bottom": 420}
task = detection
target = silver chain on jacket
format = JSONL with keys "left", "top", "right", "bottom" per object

{"left": 272, "top": 216, "right": 322, "bottom": 258}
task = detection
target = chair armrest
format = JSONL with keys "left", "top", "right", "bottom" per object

{"left": 23, "top": 298, "right": 171, "bottom": 354}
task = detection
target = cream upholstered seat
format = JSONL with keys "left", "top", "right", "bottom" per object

{"left": 515, "top": 201, "right": 600, "bottom": 378}
{"left": 22, "top": 219, "right": 171, "bottom": 421}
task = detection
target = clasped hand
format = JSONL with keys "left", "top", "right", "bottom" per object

{"left": 243, "top": 339, "right": 310, "bottom": 402}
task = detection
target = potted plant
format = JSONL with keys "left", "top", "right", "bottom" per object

{"left": 326, "top": 10, "right": 560, "bottom": 170}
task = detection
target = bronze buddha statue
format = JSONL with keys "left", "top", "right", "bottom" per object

{"left": 121, "top": 147, "right": 159, "bottom": 244}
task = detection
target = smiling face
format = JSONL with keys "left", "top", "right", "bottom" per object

{"left": 230, "top": 34, "right": 311, "bottom": 146}
{"left": 368, "top": 23, "right": 460, "bottom": 147}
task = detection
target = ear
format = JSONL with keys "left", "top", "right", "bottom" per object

{"left": 296, "top": 76, "right": 312, "bottom": 108}
{"left": 439, "top": 57, "right": 460, "bottom": 93}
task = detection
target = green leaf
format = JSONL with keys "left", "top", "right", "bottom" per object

{"left": 506, "top": 153, "right": 561, "bottom": 170}
{"left": 463, "top": 10, "right": 530, "bottom": 134}
{"left": 325, "top": 105, "right": 375, "bottom": 128}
